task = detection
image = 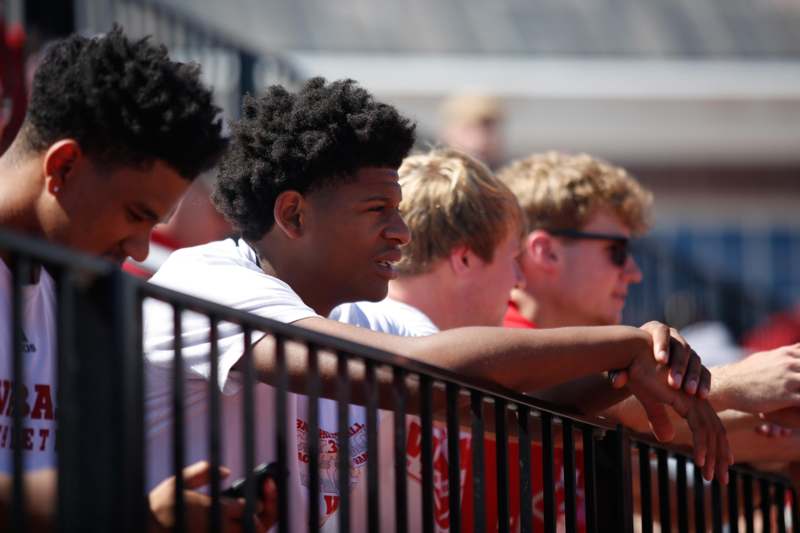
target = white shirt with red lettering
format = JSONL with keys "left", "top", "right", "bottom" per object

{"left": 330, "top": 299, "right": 455, "bottom": 532}
{"left": 144, "top": 238, "right": 368, "bottom": 532}
{"left": 0, "top": 261, "right": 58, "bottom": 472}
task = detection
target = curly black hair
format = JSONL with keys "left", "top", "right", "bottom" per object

{"left": 22, "top": 26, "right": 225, "bottom": 179}
{"left": 212, "top": 77, "right": 416, "bottom": 241}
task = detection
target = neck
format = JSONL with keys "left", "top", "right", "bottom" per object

{"left": 249, "top": 237, "right": 340, "bottom": 316}
{"left": 388, "top": 271, "right": 465, "bottom": 330}
{"left": 0, "top": 151, "right": 46, "bottom": 265}
{"left": 510, "top": 287, "right": 584, "bottom": 328}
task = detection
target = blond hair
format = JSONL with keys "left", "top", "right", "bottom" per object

{"left": 397, "top": 147, "right": 525, "bottom": 276}
{"left": 497, "top": 151, "right": 653, "bottom": 236}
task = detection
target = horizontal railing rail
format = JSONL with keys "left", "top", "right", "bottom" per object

{"left": 1, "top": 227, "right": 796, "bottom": 532}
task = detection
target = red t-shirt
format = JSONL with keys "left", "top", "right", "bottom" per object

{"left": 457, "top": 301, "right": 584, "bottom": 532}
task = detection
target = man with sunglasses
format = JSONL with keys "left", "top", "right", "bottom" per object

{"left": 498, "top": 151, "right": 800, "bottom": 458}
{"left": 498, "top": 152, "right": 646, "bottom": 333}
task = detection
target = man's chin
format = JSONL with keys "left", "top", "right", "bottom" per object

{"left": 353, "top": 283, "right": 389, "bottom": 303}
{"left": 101, "top": 254, "right": 127, "bottom": 266}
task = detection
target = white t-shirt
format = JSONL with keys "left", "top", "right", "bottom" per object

{"left": 331, "top": 299, "right": 458, "bottom": 532}
{"left": 0, "top": 261, "right": 58, "bottom": 472}
{"left": 329, "top": 298, "right": 439, "bottom": 338}
{"left": 144, "top": 238, "right": 366, "bottom": 531}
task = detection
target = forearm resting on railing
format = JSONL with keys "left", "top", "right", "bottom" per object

{"left": 246, "top": 320, "right": 652, "bottom": 416}
{"left": 531, "top": 374, "right": 631, "bottom": 415}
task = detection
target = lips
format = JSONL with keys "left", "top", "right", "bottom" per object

{"left": 374, "top": 249, "right": 402, "bottom": 279}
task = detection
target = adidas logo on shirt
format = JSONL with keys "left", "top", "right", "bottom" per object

{"left": 20, "top": 330, "right": 36, "bottom": 354}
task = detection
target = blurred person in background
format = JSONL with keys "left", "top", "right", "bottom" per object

{"left": 498, "top": 151, "right": 800, "bottom": 459}
{"left": 439, "top": 93, "right": 506, "bottom": 169}
{"left": 743, "top": 303, "right": 800, "bottom": 352}
{"left": 0, "top": 16, "right": 27, "bottom": 154}
{"left": 0, "top": 27, "right": 256, "bottom": 532}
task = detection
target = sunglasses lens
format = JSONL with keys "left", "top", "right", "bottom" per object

{"left": 609, "top": 242, "right": 629, "bottom": 267}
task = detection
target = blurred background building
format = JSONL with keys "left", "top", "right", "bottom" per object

{"left": 4, "top": 0, "right": 800, "bottom": 350}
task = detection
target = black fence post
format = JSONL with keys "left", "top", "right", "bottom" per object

{"left": 58, "top": 268, "right": 143, "bottom": 532}
{"left": 595, "top": 426, "right": 633, "bottom": 533}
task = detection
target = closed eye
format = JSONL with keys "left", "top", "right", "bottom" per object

{"left": 126, "top": 208, "right": 146, "bottom": 223}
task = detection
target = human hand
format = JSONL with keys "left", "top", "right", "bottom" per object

{"left": 712, "top": 343, "right": 800, "bottom": 414}
{"left": 626, "top": 351, "right": 732, "bottom": 483}
{"left": 757, "top": 406, "right": 800, "bottom": 431}
{"left": 754, "top": 420, "right": 793, "bottom": 438}
{"left": 148, "top": 461, "right": 267, "bottom": 533}
{"left": 610, "top": 321, "right": 710, "bottom": 398}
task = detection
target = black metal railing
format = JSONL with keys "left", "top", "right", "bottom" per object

{"left": 75, "top": 0, "right": 300, "bottom": 118}
{"left": 2, "top": 227, "right": 797, "bottom": 532}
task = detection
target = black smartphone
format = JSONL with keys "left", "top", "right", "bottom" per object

{"left": 221, "top": 462, "right": 282, "bottom": 499}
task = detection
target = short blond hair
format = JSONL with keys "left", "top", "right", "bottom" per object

{"left": 497, "top": 151, "right": 653, "bottom": 236}
{"left": 397, "top": 147, "right": 525, "bottom": 276}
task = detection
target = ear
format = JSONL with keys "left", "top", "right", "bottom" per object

{"left": 42, "top": 140, "right": 81, "bottom": 195}
{"left": 273, "top": 190, "right": 306, "bottom": 239}
{"left": 525, "top": 230, "right": 560, "bottom": 273}
{"left": 448, "top": 245, "right": 475, "bottom": 276}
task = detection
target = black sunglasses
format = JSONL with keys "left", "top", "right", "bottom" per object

{"left": 548, "top": 229, "right": 631, "bottom": 267}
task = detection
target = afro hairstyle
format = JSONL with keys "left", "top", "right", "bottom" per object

{"left": 22, "top": 25, "right": 226, "bottom": 179}
{"left": 212, "top": 77, "right": 416, "bottom": 241}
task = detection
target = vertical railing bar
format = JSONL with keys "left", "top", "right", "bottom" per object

{"left": 471, "top": 391, "right": 486, "bottom": 533}
{"left": 582, "top": 426, "right": 598, "bottom": 533}
{"left": 336, "top": 352, "right": 351, "bottom": 533}
{"left": 777, "top": 483, "right": 787, "bottom": 533}
{"left": 657, "top": 448, "right": 671, "bottom": 533}
{"left": 241, "top": 327, "right": 256, "bottom": 533}
{"left": 56, "top": 267, "right": 77, "bottom": 533}
{"left": 562, "top": 419, "right": 576, "bottom": 533}
{"left": 694, "top": 464, "right": 706, "bottom": 533}
{"left": 761, "top": 478, "right": 772, "bottom": 533}
{"left": 307, "top": 344, "right": 320, "bottom": 533}
{"left": 115, "top": 272, "right": 145, "bottom": 533}
{"left": 495, "top": 399, "right": 510, "bottom": 533}
{"left": 728, "top": 470, "right": 740, "bottom": 533}
{"left": 541, "top": 412, "right": 555, "bottom": 533}
{"left": 420, "top": 376, "right": 434, "bottom": 533}
{"left": 595, "top": 426, "right": 632, "bottom": 532}
{"left": 518, "top": 407, "right": 533, "bottom": 533}
{"left": 446, "top": 384, "right": 461, "bottom": 533}
{"left": 393, "top": 367, "right": 408, "bottom": 533}
{"left": 365, "top": 361, "right": 379, "bottom": 533}
{"left": 10, "top": 255, "right": 28, "bottom": 533}
{"left": 638, "top": 443, "right": 653, "bottom": 533}
{"left": 743, "top": 474, "right": 755, "bottom": 533}
{"left": 274, "top": 335, "right": 289, "bottom": 533}
{"left": 207, "top": 317, "right": 222, "bottom": 533}
{"left": 171, "top": 303, "right": 186, "bottom": 533}
{"left": 676, "top": 454, "right": 689, "bottom": 533}
{"left": 790, "top": 487, "right": 799, "bottom": 533}
{"left": 712, "top": 479, "right": 723, "bottom": 533}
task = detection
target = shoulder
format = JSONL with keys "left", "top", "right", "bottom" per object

{"left": 148, "top": 239, "right": 318, "bottom": 323}
{"left": 330, "top": 299, "right": 438, "bottom": 337}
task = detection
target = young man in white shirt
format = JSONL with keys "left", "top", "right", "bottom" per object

{"left": 329, "top": 148, "right": 531, "bottom": 531}
{"left": 0, "top": 27, "right": 235, "bottom": 532}
{"left": 144, "top": 79, "right": 730, "bottom": 532}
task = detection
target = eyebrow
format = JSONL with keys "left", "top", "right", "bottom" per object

{"left": 130, "top": 203, "right": 161, "bottom": 223}
{"left": 359, "top": 195, "right": 394, "bottom": 203}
